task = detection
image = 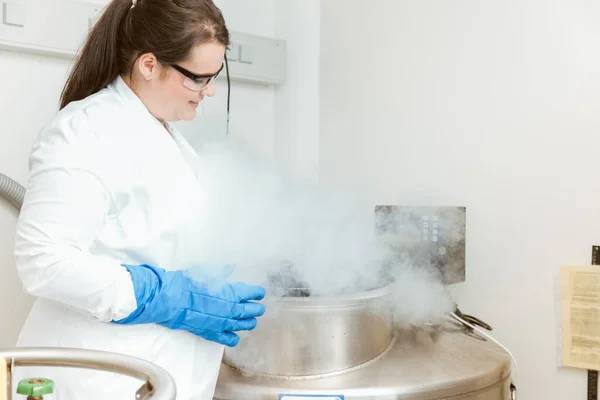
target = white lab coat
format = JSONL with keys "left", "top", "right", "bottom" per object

{"left": 13, "top": 76, "right": 224, "bottom": 400}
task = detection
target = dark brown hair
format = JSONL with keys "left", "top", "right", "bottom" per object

{"left": 59, "top": 0, "right": 229, "bottom": 109}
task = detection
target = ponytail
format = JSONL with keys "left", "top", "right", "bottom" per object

{"left": 59, "top": 0, "right": 230, "bottom": 110}
{"left": 59, "top": 0, "right": 131, "bottom": 109}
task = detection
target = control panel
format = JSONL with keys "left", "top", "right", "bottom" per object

{"left": 375, "top": 205, "right": 466, "bottom": 284}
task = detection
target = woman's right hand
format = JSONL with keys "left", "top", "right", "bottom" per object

{"left": 113, "top": 264, "right": 266, "bottom": 347}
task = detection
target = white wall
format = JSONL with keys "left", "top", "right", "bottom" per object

{"left": 0, "top": 52, "right": 67, "bottom": 348}
{"left": 273, "top": 1, "right": 320, "bottom": 181}
{"left": 320, "top": 0, "right": 600, "bottom": 399}
{"left": 0, "top": 0, "right": 281, "bottom": 348}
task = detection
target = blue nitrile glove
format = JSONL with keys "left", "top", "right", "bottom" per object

{"left": 113, "top": 264, "right": 266, "bottom": 347}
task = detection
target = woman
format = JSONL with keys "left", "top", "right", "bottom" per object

{"left": 12, "top": 0, "right": 266, "bottom": 399}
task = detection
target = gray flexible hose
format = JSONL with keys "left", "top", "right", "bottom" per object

{"left": 0, "top": 173, "right": 25, "bottom": 211}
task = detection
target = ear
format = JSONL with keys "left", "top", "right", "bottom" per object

{"left": 137, "top": 53, "right": 158, "bottom": 81}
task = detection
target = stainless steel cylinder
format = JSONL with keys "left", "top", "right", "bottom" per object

{"left": 215, "top": 322, "right": 515, "bottom": 400}
{"left": 0, "top": 347, "right": 176, "bottom": 400}
{"left": 223, "top": 284, "right": 394, "bottom": 377}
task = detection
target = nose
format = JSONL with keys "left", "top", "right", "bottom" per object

{"left": 201, "top": 81, "right": 217, "bottom": 97}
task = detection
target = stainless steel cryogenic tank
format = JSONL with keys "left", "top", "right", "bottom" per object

{"left": 214, "top": 284, "right": 515, "bottom": 400}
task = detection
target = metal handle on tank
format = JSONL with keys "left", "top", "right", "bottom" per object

{"left": 510, "top": 383, "right": 517, "bottom": 400}
{"left": 1, "top": 347, "right": 176, "bottom": 400}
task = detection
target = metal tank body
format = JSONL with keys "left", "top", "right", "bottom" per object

{"left": 215, "top": 325, "right": 513, "bottom": 399}
{"left": 214, "top": 283, "right": 514, "bottom": 400}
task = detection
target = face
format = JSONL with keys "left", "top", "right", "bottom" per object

{"left": 130, "top": 41, "right": 226, "bottom": 123}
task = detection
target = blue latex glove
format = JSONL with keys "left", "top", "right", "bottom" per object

{"left": 114, "top": 264, "right": 266, "bottom": 347}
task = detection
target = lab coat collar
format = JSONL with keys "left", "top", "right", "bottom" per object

{"left": 110, "top": 74, "right": 181, "bottom": 139}
{"left": 108, "top": 75, "right": 199, "bottom": 159}
{"left": 109, "top": 75, "right": 155, "bottom": 120}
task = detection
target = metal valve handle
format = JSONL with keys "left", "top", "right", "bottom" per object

{"left": 1, "top": 347, "right": 176, "bottom": 400}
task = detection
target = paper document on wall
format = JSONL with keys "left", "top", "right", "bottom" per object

{"left": 561, "top": 265, "right": 600, "bottom": 370}
{"left": 0, "top": 357, "right": 6, "bottom": 400}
